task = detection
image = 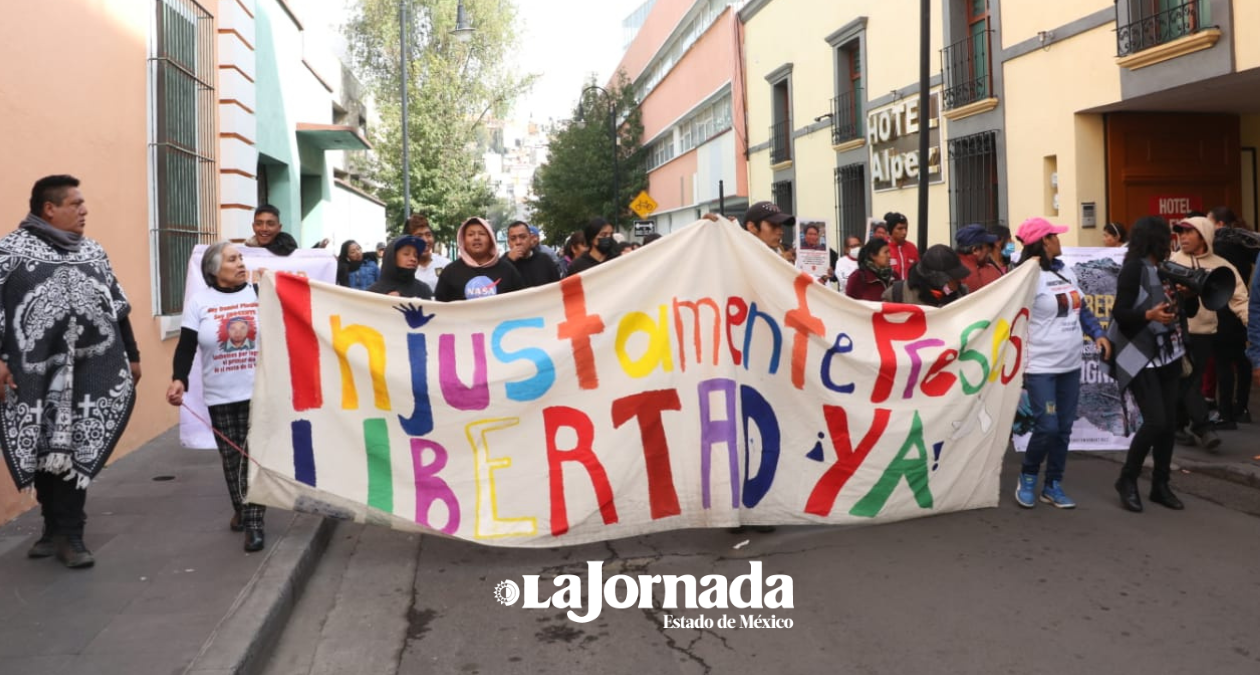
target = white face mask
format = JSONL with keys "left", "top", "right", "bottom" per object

{"left": 848, "top": 246, "right": 861, "bottom": 258}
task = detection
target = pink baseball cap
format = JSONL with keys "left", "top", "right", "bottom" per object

{"left": 1016, "top": 217, "right": 1069, "bottom": 244}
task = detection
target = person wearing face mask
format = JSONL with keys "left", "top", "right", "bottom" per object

{"left": 955, "top": 224, "right": 1003, "bottom": 292}
{"left": 845, "top": 238, "right": 898, "bottom": 301}
{"left": 834, "top": 236, "right": 863, "bottom": 290}
{"left": 1011, "top": 217, "right": 1111, "bottom": 510}
{"left": 367, "top": 235, "right": 433, "bottom": 298}
{"left": 881, "top": 244, "right": 971, "bottom": 307}
{"left": 564, "top": 217, "right": 619, "bottom": 276}
{"left": 435, "top": 217, "right": 524, "bottom": 301}
{"left": 988, "top": 224, "right": 1014, "bottom": 270}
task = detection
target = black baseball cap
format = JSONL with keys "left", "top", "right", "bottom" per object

{"left": 744, "top": 201, "right": 796, "bottom": 228}
{"left": 919, "top": 244, "right": 971, "bottom": 288}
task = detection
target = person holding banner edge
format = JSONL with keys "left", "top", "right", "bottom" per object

{"left": 1107, "top": 217, "right": 1197, "bottom": 512}
{"left": 166, "top": 241, "right": 267, "bottom": 551}
{"left": 1013, "top": 217, "right": 1112, "bottom": 509}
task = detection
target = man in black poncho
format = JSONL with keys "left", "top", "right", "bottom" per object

{"left": 0, "top": 175, "right": 141, "bottom": 568}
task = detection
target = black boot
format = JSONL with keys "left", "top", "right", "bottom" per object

{"left": 27, "top": 524, "right": 56, "bottom": 559}
{"left": 244, "top": 528, "right": 265, "bottom": 552}
{"left": 1115, "top": 477, "right": 1143, "bottom": 513}
{"left": 229, "top": 510, "right": 244, "bottom": 532}
{"left": 1149, "top": 482, "right": 1185, "bottom": 510}
{"left": 56, "top": 534, "right": 95, "bottom": 569}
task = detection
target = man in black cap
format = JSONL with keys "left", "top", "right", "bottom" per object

{"left": 882, "top": 244, "right": 970, "bottom": 307}
{"left": 743, "top": 201, "right": 796, "bottom": 251}
{"left": 955, "top": 224, "right": 1003, "bottom": 291}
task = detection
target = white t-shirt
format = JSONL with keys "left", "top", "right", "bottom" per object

{"left": 182, "top": 285, "right": 260, "bottom": 406}
{"left": 834, "top": 256, "right": 859, "bottom": 290}
{"left": 416, "top": 253, "right": 451, "bottom": 293}
{"left": 1026, "top": 266, "right": 1088, "bottom": 374}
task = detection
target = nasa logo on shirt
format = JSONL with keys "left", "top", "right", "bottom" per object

{"left": 465, "top": 276, "right": 500, "bottom": 299}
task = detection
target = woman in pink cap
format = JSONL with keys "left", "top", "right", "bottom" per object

{"left": 1012, "top": 217, "right": 1112, "bottom": 509}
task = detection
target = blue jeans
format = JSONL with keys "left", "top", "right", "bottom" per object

{"left": 1021, "top": 370, "right": 1081, "bottom": 483}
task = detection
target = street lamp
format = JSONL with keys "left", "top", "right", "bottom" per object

{"left": 577, "top": 85, "right": 619, "bottom": 229}
{"left": 401, "top": 0, "right": 476, "bottom": 221}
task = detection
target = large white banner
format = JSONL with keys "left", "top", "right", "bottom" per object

{"left": 1012, "top": 247, "right": 1131, "bottom": 451}
{"left": 247, "top": 220, "right": 1039, "bottom": 547}
{"left": 179, "top": 246, "right": 336, "bottom": 448}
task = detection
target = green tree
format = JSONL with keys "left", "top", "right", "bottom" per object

{"left": 344, "top": 0, "right": 535, "bottom": 239}
{"left": 529, "top": 72, "right": 647, "bottom": 245}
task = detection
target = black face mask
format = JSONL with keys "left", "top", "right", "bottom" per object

{"left": 596, "top": 236, "right": 617, "bottom": 255}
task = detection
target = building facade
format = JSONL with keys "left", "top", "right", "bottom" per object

{"left": 614, "top": 0, "right": 751, "bottom": 236}
{"left": 741, "top": 0, "right": 1260, "bottom": 249}
{"left": 0, "top": 0, "right": 379, "bottom": 523}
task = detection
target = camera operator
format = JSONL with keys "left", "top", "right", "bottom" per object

{"left": 1109, "top": 217, "right": 1198, "bottom": 512}
{"left": 1168, "top": 217, "right": 1249, "bottom": 449}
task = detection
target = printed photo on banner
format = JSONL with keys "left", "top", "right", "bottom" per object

{"left": 1013, "top": 246, "right": 1132, "bottom": 452}
{"left": 794, "top": 218, "right": 829, "bottom": 279}
{"left": 246, "top": 219, "right": 1042, "bottom": 547}
{"left": 178, "top": 245, "right": 337, "bottom": 449}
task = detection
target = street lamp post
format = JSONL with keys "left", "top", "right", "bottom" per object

{"left": 400, "top": 0, "right": 475, "bottom": 223}
{"left": 580, "top": 85, "right": 619, "bottom": 229}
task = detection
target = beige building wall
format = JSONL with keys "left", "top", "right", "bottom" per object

{"left": 744, "top": 0, "right": 947, "bottom": 239}
{"left": 1003, "top": 25, "right": 1121, "bottom": 247}
{"left": 1000, "top": 0, "right": 1111, "bottom": 49}
{"left": 0, "top": 1, "right": 188, "bottom": 522}
{"left": 1234, "top": 0, "right": 1260, "bottom": 71}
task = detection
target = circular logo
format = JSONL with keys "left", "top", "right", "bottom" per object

{"left": 494, "top": 580, "right": 520, "bottom": 606}
{"left": 465, "top": 275, "right": 500, "bottom": 299}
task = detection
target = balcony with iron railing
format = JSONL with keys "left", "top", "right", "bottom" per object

{"left": 1116, "top": 0, "right": 1203, "bottom": 57}
{"left": 941, "top": 28, "right": 993, "bottom": 112}
{"left": 831, "top": 89, "right": 863, "bottom": 146}
{"left": 770, "top": 120, "right": 792, "bottom": 164}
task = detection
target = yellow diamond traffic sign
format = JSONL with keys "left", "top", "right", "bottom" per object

{"left": 629, "top": 191, "right": 658, "bottom": 219}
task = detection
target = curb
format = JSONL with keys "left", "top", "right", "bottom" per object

{"left": 1083, "top": 450, "right": 1260, "bottom": 490}
{"left": 185, "top": 514, "right": 335, "bottom": 675}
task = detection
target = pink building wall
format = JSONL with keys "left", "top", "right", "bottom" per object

{"left": 0, "top": 1, "right": 188, "bottom": 522}
{"left": 612, "top": 5, "right": 749, "bottom": 214}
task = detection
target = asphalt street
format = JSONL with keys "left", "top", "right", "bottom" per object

{"left": 261, "top": 450, "right": 1260, "bottom": 675}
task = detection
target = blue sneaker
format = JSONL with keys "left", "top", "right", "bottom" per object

{"left": 1040, "top": 480, "right": 1076, "bottom": 509}
{"left": 1015, "top": 473, "right": 1037, "bottom": 508}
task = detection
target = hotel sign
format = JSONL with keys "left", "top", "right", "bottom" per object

{"left": 867, "top": 91, "right": 943, "bottom": 192}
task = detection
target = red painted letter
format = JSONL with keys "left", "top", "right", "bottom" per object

{"left": 612, "top": 389, "right": 683, "bottom": 520}
{"left": 276, "top": 273, "right": 322, "bottom": 411}
{"left": 870, "top": 304, "right": 927, "bottom": 404}
{"left": 557, "top": 277, "right": 605, "bottom": 390}
{"left": 785, "top": 273, "right": 826, "bottom": 390}
{"left": 544, "top": 406, "right": 618, "bottom": 536}
{"left": 804, "top": 406, "right": 892, "bottom": 516}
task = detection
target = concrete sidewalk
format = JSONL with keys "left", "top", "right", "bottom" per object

{"left": 0, "top": 427, "right": 331, "bottom": 675}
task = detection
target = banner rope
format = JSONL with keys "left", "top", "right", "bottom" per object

{"left": 180, "top": 403, "right": 265, "bottom": 469}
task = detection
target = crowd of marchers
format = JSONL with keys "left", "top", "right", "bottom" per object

{"left": 4, "top": 174, "right": 1259, "bottom": 570}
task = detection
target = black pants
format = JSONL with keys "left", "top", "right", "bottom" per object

{"left": 208, "top": 401, "right": 265, "bottom": 529}
{"left": 1177, "top": 334, "right": 1213, "bottom": 434}
{"left": 1214, "top": 332, "right": 1251, "bottom": 422}
{"left": 34, "top": 470, "right": 87, "bottom": 537}
{"left": 1123, "top": 361, "right": 1181, "bottom": 484}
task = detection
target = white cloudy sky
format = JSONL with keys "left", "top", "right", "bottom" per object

{"left": 507, "top": 0, "right": 646, "bottom": 122}
{"left": 316, "top": 0, "right": 644, "bottom": 123}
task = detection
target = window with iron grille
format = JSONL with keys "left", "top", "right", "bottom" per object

{"left": 948, "top": 130, "right": 1000, "bottom": 229}
{"left": 1116, "top": 0, "right": 1203, "bottom": 56}
{"left": 834, "top": 164, "right": 866, "bottom": 241}
{"left": 148, "top": 0, "right": 218, "bottom": 315}
{"left": 832, "top": 42, "right": 863, "bottom": 145}
{"left": 770, "top": 79, "right": 791, "bottom": 164}
{"left": 942, "top": 0, "right": 992, "bottom": 110}
{"left": 772, "top": 180, "right": 794, "bottom": 248}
